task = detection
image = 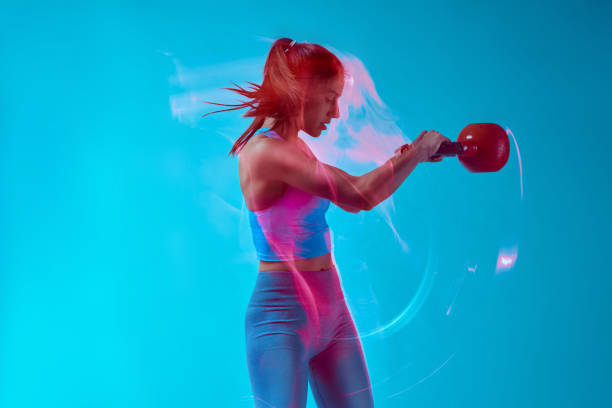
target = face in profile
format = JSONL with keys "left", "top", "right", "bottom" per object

{"left": 302, "top": 76, "right": 344, "bottom": 137}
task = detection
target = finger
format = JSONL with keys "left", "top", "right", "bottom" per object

{"left": 395, "top": 143, "right": 409, "bottom": 154}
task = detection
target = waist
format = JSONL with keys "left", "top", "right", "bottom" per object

{"left": 259, "top": 252, "right": 334, "bottom": 272}
{"left": 250, "top": 223, "right": 333, "bottom": 262}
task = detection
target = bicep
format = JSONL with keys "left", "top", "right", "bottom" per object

{"left": 259, "top": 141, "right": 367, "bottom": 210}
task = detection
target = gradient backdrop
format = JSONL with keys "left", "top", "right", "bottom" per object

{"left": 1, "top": 0, "right": 611, "bottom": 407}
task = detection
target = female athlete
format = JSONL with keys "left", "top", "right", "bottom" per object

{"left": 202, "top": 37, "right": 449, "bottom": 408}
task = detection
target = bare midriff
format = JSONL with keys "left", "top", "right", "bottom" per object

{"left": 258, "top": 252, "right": 335, "bottom": 272}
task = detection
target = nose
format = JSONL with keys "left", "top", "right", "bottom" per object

{"left": 330, "top": 100, "right": 340, "bottom": 119}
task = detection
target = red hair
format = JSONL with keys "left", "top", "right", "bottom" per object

{"left": 201, "top": 38, "right": 346, "bottom": 156}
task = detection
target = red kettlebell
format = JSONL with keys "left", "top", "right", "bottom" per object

{"left": 432, "top": 123, "right": 510, "bottom": 172}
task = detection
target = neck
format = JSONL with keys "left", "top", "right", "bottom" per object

{"left": 263, "top": 117, "right": 300, "bottom": 144}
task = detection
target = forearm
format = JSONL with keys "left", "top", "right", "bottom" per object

{"left": 357, "top": 144, "right": 425, "bottom": 210}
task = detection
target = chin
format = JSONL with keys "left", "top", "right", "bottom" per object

{"left": 304, "top": 127, "right": 322, "bottom": 138}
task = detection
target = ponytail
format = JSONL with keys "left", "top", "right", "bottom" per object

{"left": 201, "top": 38, "right": 344, "bottom": 157}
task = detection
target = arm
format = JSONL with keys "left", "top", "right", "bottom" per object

{"left": 354, "top": 143, "right": 426, "bottom": 210}
{"left": 251, "top": 137, "right": 425, "bottom": 211}
{"left": 334, "top": 202, "right": 362, "bottom": 213}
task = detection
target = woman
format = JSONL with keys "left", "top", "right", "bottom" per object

{"left": 203, "top": 38, "right": 449, "bottom": 407}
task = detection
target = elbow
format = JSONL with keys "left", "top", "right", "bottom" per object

{"left": 352, "top": 190, "right": 374, "bottom": 212}
{"left": 351, "top": 178, "right": 375, "bottom": 211}
{"left": 337, "top": 174, "right": 374, "bottom": 211}
{"left": 345, "top": 206, "right": 362, "bottom": 213}
{"left": 362, "top": 199, "right": 374, "bottom": 212}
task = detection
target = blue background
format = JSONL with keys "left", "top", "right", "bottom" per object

{"left": 1, "top": 0, "right": 610, "bottom": 406}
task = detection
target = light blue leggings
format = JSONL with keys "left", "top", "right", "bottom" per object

{"left": 245, "top": 266, "right": 374, "bottom": 407}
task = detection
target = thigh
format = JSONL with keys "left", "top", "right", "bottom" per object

{"left": 246, "top": 341, "right": 309, "bottom": 408}
{"left": 244, "top": 272, "right": 312, "bottom": 408}
{"left": 308, "top": 317, "right": 374, "bottom": 407}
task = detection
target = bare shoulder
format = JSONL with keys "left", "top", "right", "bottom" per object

{"left": 241, "top": 133, "right": 286, "bottom": 161}
{"left": 239, "top": 133, "right": 291, "bottom": 177}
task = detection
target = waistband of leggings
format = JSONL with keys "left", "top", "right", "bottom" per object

{"left": 258, "top": 265, "right": 337, "bottom": 274}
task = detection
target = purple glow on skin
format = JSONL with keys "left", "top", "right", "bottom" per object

{"left": 495, "top": 246, "right": 518, "bottom": 274}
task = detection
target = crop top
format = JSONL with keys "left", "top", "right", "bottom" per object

{"left": 247, "top": 128, "right": 333, "bottom": 261}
